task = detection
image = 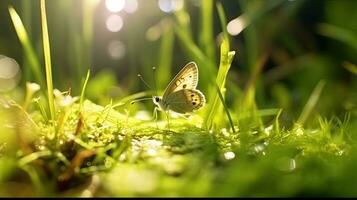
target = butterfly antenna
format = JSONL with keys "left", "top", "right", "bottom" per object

{"left": 137, "top": 74, "right": 152, "bottom": 91}
{"left": 152, "top": 67, "right": 158, "bottom": 95}
{"left": 130, "top": 97, "right": 152, "bottom": 105}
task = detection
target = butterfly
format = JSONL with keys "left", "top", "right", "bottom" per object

{"left": 152, "top": 61, "right": 206, "bottom": 114}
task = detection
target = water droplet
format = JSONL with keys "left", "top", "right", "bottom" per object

{"left": 224, "top": 151, "right": 235, "bottom": 160}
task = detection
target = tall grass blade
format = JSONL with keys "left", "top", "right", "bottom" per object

{"left": 40, "top": 0, "right": 55, "bottom": 122}
{"left": 157, "top": 20, "right": 174, "bottom": 90}
{"left": 174, "top": 8, "right": 216, "bottom": 93}
{"left": 297, "top": 80, "right": 326, "bottom": 125}
{"left": 199, "top": 0, "right": 215, "bottom": 63}
{"left": 80, "top": 69, "right": 91, "bottom": 111}
{"left": 215, "top": 84, "right": 236, "bottom": 133}
{"left": 204, "top": 38, "right": 235, "bottom": 130}
{"left": 8, "top": 6, "right": 45, "bottom": 88}
{"left": 317, "top": 23, "right": 357, "bottom": 52}
{"left": 203, "top": 4, "right": 235, "bottom": 130}
{"left": 21, "top": 1, "right": 32, "bottom": 82}
{"left": 80, "top": 1, "right": 98, "bottom": 89}
{"left": 217, "top": 3, "right": 229, "bottom": 41}
{"left": 342, "top": 62, "right": 357, "bottom": 75}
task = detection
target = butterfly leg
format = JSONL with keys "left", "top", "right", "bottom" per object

{"left": 165, "top": 107, "right": 171, "bottom": 131}
{"left": 152, "top": 106, "right": 159, "bottom": 129}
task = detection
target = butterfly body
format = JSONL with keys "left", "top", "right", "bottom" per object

{"left": 153, "top": 62, "right": 205, "bottom": 114}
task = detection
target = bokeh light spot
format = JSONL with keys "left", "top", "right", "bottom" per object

{"left": 227, "top": 16, "right": 247, "bottom": 36}
{"left": 0, "top": 55, "right": 20, "bottom": 79}
{"left": 124, "top": 0, "right": 138, "bottom": 13}
{"left": 0, "top": 55, "right": 21, "bottom": 92}
{"left": 158, "top": 0, "right": 184, "bottom": 13}
{"left": 106, "top": 14, "right": 124, "bottom": 32}
{"left": 108, "top": 40, "right": 126, "bottom": 60}
{"left": 105, "top": 0, "right": 125, "bottom": 13}
{"left": 224, "top": 152, "right": 235, "bottom": 160}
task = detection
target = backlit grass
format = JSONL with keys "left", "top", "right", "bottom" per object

{"left": 0, "top": 0, "right": 356, "bottom": 198}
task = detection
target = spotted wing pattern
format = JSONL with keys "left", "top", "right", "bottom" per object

{"left": 162, "top": 62, "right": 198, "bottom": 99}
{"left": 164, "top": 89, "right": 205, "bottom": 114}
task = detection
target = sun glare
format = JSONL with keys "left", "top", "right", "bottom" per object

{"left": 105, "top": 0, "right": 125, "bottom": 13}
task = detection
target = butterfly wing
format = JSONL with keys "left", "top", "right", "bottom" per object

{"left": 164, "top": 89, "right": 205, "bottom": 114}
{"left": 162, "top": 62, "right": 198, "bottom": 99}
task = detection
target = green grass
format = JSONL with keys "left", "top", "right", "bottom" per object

{"left": 1, "top": 90, "right": 355, "bottom": 197}
{"left": 9, "top": 6, "right": 45, "bottom": 88}
{"left": 40, "top": 0, "right": 55, "bottom": 124}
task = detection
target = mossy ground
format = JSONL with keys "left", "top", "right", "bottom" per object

{"left": 1, "top": 94, "right": 355, "bottom": 197}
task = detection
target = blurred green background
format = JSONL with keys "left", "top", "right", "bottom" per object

{"left": 0, "top": 0, "right": 357, "bottom": 197}
{"left": 0, "top": 0, "right": 356, "bottom": 123}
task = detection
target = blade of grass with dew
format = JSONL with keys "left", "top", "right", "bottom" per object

{"left": 199, "top": 0, "right": 215, "bottom": 64}
{"left": 297, "top": 80, "right": 326, "bottom": 126}
{"left": 40, "top": 0, "right": 55, "bottom": 123}
{"left": 203, "top": 5, "right": 235, "bottom": 130}
{"left": 8, "top": 6, "right": 45, "bottom": 88}
{"left": 80, "top": 69, "right": 91, "bottom": 111}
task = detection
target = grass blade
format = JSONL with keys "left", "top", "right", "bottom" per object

{"left": 80, "top": 69, "right": 91, "bottom": 111}
{"left": 297, "top": 80, "right": 326, "bottom": 125}
{"left": 217, "top": 2, "right": 229, "bottom": 41}
{"left": 203, "top": 4, "right": 235, "bottom": 130}
{"left": 204, "top": 37, "right": 235, "bottom": 130}
{"left": 157, "top": 20, "right": 174, "bottom": 90}
{"left": 342, "top": 61, "right": 357, "bottom": 75}
{"left": 8, "top": 6, "right": 45, "bottom": 88}
{"left": 215, "top": 84, "right": 236, "bottom": 133}
{"left": 40, "top": 0, "right": 55, "bottom": 122}
{"left": 199, "top": 0, "right": 215, "bottom": 63}
{"left": 317, "top": 23, "right": 357, "bottom": 52}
